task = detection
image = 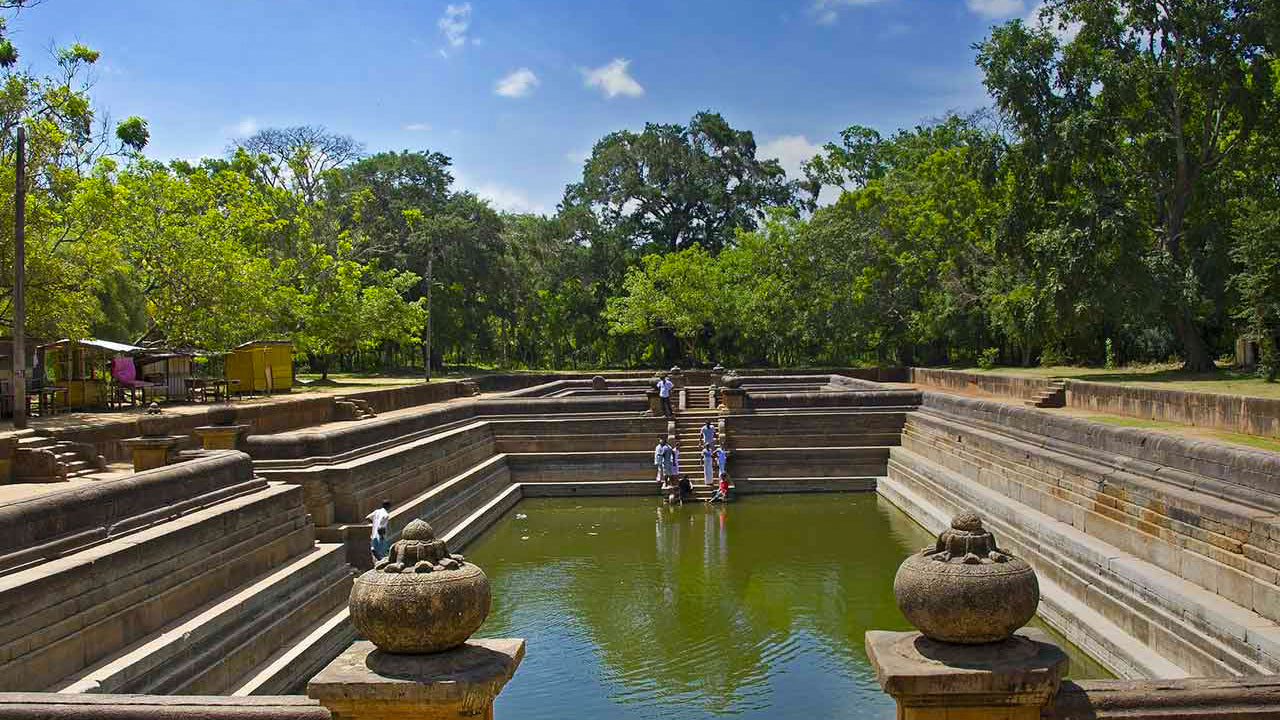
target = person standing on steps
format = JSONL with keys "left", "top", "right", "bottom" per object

{"left": 659, "top": 439, "right": 676, "bottom": 489}
{"left": 701, "top": 443, "right": 715, "bottom": 486}
{"left": 700, "top": 420, "right": 716, "bottom": 448}
{"left": 715, "top": 444, "right": 729, "bottom": 479}
{"left": 654, "top": 436, "right": 668, "bottom": 486}
{"left": 658, "top": 374, "right": 674, "bottom": 417}
{"left": 366, "top": 500, "right": 391, "bottom": 561}
{"left": 671, "top": 443, "right": 681, "bottom": 476}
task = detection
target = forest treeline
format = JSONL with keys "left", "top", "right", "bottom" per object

{"left": 1, "top": 0, "right": 1278, "bottom": 377}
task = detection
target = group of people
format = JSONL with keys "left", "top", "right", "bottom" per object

{"left": 655, "top": 419, "right": 730, "bottom": 504}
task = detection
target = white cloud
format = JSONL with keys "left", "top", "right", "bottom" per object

{"left": 452, "top": 171, "right": 547, "bottom": 215}
{"left": 757, "top": 134, "right": 843, "bottom": 206}
{"left": 966, "top": 0, "right": 1025, "bottom": 19}
{"left": 1025, "top": 1, "right": 1082, "bottom": 42}
{"left": 404, "top": 122, "right": 432, "bottom": 132}
{"left": 757, "top": 135, "right": 821, "bottom": 180}
{"left": 582, "top": 58, "right": 644, "bottom": 99}
{"left": 438, "top": 3, "right": 472, "bottom": 57}
{"left": 227, "top": 117, "right": 258, "bottom": 137}
{"left": 811, "top": 0, "right": 889, "bottom": 25}
{"left": 495, "top": 68, "right": 539, "bottom": 98}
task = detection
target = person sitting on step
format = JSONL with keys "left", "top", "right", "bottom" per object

{"left": 707, "top": 472, "right": 730, "bottom": 503}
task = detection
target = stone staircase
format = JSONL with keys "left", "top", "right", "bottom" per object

{"left": 1025, "top": 379, "right": 1066, "bottom": 409}
{"left": 671, "top": 387, "right": 732, "bottom": 501}
{"left": 15, "top": 430, "right": 106, "bottom": 480}
{"left": 333, "top": 396, "right": 377, "bottom": 421}
{"left": 0, "top": 455, "right": 357, "bottom": 696}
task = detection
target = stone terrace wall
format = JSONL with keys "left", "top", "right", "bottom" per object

{"left": 0, "top": 450, "right": 258, "bottom": 574}
{"left": 907, "top": 367, "right": 1280, "bottom": 441}
{"left": 245, "top": 396, "right": 647, "bottom": 462}
{"left": 1068, "top": 379, "right": 1280, "bottom": 440}
{"left": 747, "top": 389, "right": 922, "bottom": 410}
{"left": 0, "top": 694, "right": 332, "bottom": 719}
{"left": 909, "top": 367, "right": 1057, "bottom": 401}
{"left": 726, "top": 410, "right": 907, "bottom": 449}
{"left": 0, "top": 453, "right": 331, "bottom": 692}
{"left": 883, "top": 392, "right": 1280, "bottom": 680}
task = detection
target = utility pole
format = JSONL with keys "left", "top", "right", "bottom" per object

{"left": 12, "top": 126, "right": 26, "bottom": 429}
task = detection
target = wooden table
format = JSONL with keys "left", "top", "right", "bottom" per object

{"left": 186, "top": 378, "right": 238, "bottom": 403}
{"left": 29, "top": 386, "right": 68, "bottom": 416}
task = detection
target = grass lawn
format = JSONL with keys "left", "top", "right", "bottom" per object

{"left": 953, "top": 363, "right": 1280, "bottom": 400}
{"left": 1085, "top": 414, "right": 1280, "bottom": 455}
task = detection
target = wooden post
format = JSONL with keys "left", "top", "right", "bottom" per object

{"left": 13, "top": 126, "right": 26, "bottom": 430}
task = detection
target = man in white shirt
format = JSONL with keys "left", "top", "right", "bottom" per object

{"left": 715, "top": 446, "right": 728, "bottom": 478}
{"left": 658, "top": 375, "right": 673, "bottom": 417}
{"left": 654, "top": 437, "right": 667, "bottom": 485}
{"left": 700, "top": 420, "right": 715, "bottom": 448}
{"left": 366, "top": 500, "right": 391, "bottom": 561}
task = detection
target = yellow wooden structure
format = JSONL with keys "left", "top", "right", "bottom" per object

{"left": 39, "top": 338, "right": 143, "bottom": 410}
{"left": 226, "top": 340, "right": 293, "bottom": 394}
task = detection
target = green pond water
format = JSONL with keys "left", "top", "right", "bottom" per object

{"left": 466, "top": 494, "right": 1110, "bottom": 720}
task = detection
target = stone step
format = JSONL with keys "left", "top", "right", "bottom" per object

{"left": 54, "top": 543, "right": 352, "bottom": 695}
{"left": 230, "top": 606, "right": 356, "bottom": 696}
{"left": 886, "top": 446, "right": 1277, "bottom": 678}
{"left": 0, "top": 484, "right": 312, "bottom": 692}
{"left": 735, "top": 476, "right": 878, "bottom": 493}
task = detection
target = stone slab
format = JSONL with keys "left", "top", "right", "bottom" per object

{"left": 307, "top": 639, "right": 524, "bottom": 718}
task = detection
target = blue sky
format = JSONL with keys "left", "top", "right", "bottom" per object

{"left": 9, "top": 0, "right": 1051, "bottom": 214}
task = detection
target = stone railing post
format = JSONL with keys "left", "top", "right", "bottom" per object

{"left": 668, "top": 365, "right": 685, "bottom": 389}
{"left": 308, "top": 519, "right": 524, "bottom": 720}
{"left": 121, "top": 407, "right": 187, "bottom": 472}
{"left": 193, "top": 403, "right": 250, "bottom": 451}
{"left": 867, "top": 512, "right": 1068, "bottom": 720}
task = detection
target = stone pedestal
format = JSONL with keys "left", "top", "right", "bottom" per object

{"left": 120, "top": 435, "right": 186, "bottom": 472}
{"left": 865, "top": 628, "right": 1068, "bottom": 720}
{"left": 193, "top": 424, "right": 250, "bottom": 451}
{"left": 720, "top": 387, "right": 747, "bottom": 413}
{"left": 307, "top": 639, "right": 525, "bottom": 720}
{"left": 646, "top": 390, "right": 663, "bottom": 416}
{"left": 668, "top": 366, "right": 685, "bottom": 389}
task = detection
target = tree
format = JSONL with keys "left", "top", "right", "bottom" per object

{"left": 563, "top": 111, "right": 806, "bottom": 254}
{"left": 978, "top": 0, "right": 1280, "bottom": 370}
{"left": 232, "top": 125, "right": 363, "bottom": 206}
{"left": 293, "top": 241, "right": 426, "bottom": 379}
{"left": 604, "top": 245, "right": 735, "bottom": 362}
{"left": 109, "top": 160, "right": 296, "bottom": 349}
{"left": 0, "top": 24, "right": 148, "bottom": 339}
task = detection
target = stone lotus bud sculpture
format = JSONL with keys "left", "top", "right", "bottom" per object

{"left": 893, "top": 511, "right": 1038, "bottom": 644}
{"left": 349, "top": 519, "right": 492, "bottom": 654}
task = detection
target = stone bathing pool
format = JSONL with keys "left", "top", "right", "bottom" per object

{"left": 464, "top": 494, "right": 1110, "bottom": 720}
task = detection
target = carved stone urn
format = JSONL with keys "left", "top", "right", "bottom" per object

{"left": 349, "top": 519, "right": 491, "bottom": 654}
{"left": 893, "top": 512, "right": 1038, "bottom": 644}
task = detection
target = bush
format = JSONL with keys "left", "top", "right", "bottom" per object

{"left": 978, "top": 347, "right": 1000, "bottom": 370}
{"left": 1105, "top": 338, "right": 1116, "bottom": 369}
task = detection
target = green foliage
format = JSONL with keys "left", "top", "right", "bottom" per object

{"left": 563, "top": 111, "right": 807, "bottom": 254}
{"left": 115, "top": 117, "right": 149, "bottom": 151}
{"left": 979, "top": 348, "right": 1000, "bottom": 371}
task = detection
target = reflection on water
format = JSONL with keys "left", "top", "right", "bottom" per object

{"left": 467, "top": 494, "right": 1106, "bottom": 720}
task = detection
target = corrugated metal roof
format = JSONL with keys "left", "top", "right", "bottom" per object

{"left": 39, "top": 338, "right": 146, "bottom": 353}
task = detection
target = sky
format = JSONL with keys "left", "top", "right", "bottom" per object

{"left": 8, "top": 0, "right": 1056, "bottom": 215}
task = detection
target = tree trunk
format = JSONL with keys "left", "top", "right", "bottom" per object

{"left": 1170, "top": 308, "right": 1215, "bottom": 372}
{"left": 422, "top": 252, "right": 433, "bottom": 381}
